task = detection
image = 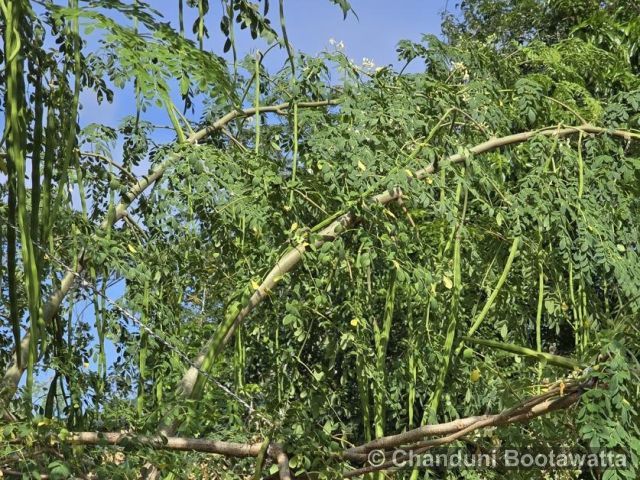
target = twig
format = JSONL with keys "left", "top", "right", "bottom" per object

{"left": 78, "top": 150, "right": 136, "bottom": 182}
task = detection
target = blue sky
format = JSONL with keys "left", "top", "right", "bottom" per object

{"left": 237, "top": 0, "right": 450, "bottom": 67}
{"left": 81, "top": 0, "right": 453, "bottom": 128}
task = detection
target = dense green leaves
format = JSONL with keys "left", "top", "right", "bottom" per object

{"left": 1, "top": 0, "right": 640, "bottom": 479}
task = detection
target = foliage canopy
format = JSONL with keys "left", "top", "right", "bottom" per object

{"left": 1, "top": 1, "right": 639, "bottom": 479}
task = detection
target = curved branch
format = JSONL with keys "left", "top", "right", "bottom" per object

{"left": 171, "top": 124, "right": 638, "bottom": 419}
{"left": 12, "top": 379, "right": 590, "bottom": 479}
{"left": 0, "top": 98, "right": 339, "bottom": 405}
{"left": 343, "top": 382, "right": 586, "bottom": 477}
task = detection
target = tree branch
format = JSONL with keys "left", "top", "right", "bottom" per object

{"left": 69, "top": 432, "right": 264, "bottom": 457}
{"left": 11, "top": 379, "right": 591, "bottom": 479}
{"left": 342, "top": 380, "right": 588, "bottom": 477}
{"left": 78, "top": 150, "right": 136, "bottom": 182}
{"left": 171, "top": 124, "right": 637, "bottom": 422}
{"left": 0, "top": 98, "right": 339, "bottom": 405}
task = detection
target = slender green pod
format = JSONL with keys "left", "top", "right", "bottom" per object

{"left": 198, "top": 0, "right": 204, "bottom": 50}
{"left": 373, "top": 271, "right": 396, "bottom": 445}
{"left": 165, "top": 98, "right": 187, "bottom": 144}
{"left": 137, "top": 280, "right": 150, "bottom": 416}
{"left": 40, "top": 99, "right": 57, "bottom": 253}
{"left": 254, "top": 52, "right": 261, "bottom": 153}
{"left": 4, "top": 0, "right": 41, "bottom": 412}
{"left": 252, "top": 435, "right": 271, "bottom": 480}
{"left": 427, "top": 179, "right": 466, "bottom": 419}
{"left": 278, "top": 0, "right": 295, "bottom": 75}
{"left": 577, "top": 131, "right": 584, "bottom": 198}
{"left": 288, "top": 103, "right": 298, "bottom": 207}
{"left": 407, "top": 309, "right": 416, "bottom": 428}
{"left": 459, "top": 235, "right": 521, "bottom": 344}
{"left": 569, "top": 263, "right": 579, "bottom": 353}
{"left": 462, "top": 337, "right": 581, "bottom": 370}
{"left": 54, "top": 0, "right": 82, "bottom": 223}
{"left": 536, "top": 255, "right": 544, "bottom": 384}
{"left": 235, "top": 325, "right": 245, "bottom": 390}
{"left": 30, "top": 44, "right": 44, "bottom": 258}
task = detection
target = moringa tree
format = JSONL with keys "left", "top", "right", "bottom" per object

{"left": 1, "top": 1, "right": 639, "bottom": 479}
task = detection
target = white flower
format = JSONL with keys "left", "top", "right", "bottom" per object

{"left": 336, "top": 40, "right": 345, "bottom": 50}
{"left": 329, "top": 38, "right": 336, "bottom": 45}
{"left": 362, "top": 57, "right": 376, "bottom": 69}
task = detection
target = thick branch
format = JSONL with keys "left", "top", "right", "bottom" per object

{"left": 69, "top": 432, "right": 264, "bottom": 457}
{"left": 13, "top": 380, "right": 590, "bottom": 479}
{"left": 270, "top": 445, "right": 293, "bottom": 480}
{"left": 343, "top": 381, "right": 587, "bottom": 477}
